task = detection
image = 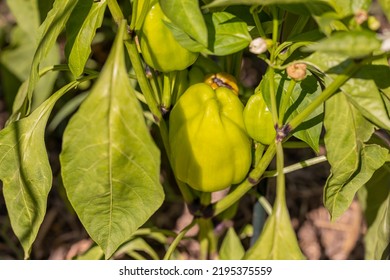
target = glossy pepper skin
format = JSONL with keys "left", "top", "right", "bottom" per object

{"left": 169, "top": 83, "right": 252, "bottom": 192}
{"left": 138, "top": 1, "right": 198, "bottom": 72}
{"left": 243, "top": 92, "right": 276, "bottom": 145}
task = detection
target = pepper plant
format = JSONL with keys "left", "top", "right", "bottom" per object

{"left": 0, "top": 0, "right": 389, "bottom": 260}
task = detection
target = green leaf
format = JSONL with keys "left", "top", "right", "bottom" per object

{"left": 325, "top": 144, "right": 388, "bottom": 221}
{"left": 65, "top": 0, "right": 107, "bottom": 78}
{"left": 305, "top": 52, "right": 390, "bottom": 130}
{"left": 0, "top": 81, "right": 79, "bottom": 259}
{"left": 329, "top": 0, "right": 371, "bottom": 17}
{"left": 166, "top": 12, "right": 251, "bottom": 55}
{"left": 219, "top": 227, "right": 245, "bottom": 260}
{"left": 204, "top": 0, "right": 333, "bottom": 8}
{"left": 358, "top": 163, "right": 390, "bottom": 260}
{"left": 160, "top": 0, "right": 208, "bottom": 47}
{"left": 303, "top": 30, "right": 382, "bottom": 59}
{"left": 205, "top": 12, "right": 251, "bottom": 55}
{"left": 260, "top": 70, "right": 323, "bottom": 153}
{"left": 324, "top": 93, "right": 367, "bottom": 186}
{"left": 379, "top": 0, "right": 390, "bottom": 23}
{"left": 324, "top": 93, "right": 387, "bottom": 220}
{"left": 60, "top": 21, "right": 164, "bottom": 259}
{"left": 115, "top": 238, "right": 160, "bottom": 260}
{"left": 244, "top": 188, "right": 305, "bottom": 259}
{"left": 11, "top": 0, "right": 78, "bottom": 119}
{"left": 5, "top": 0, "right": 40, "bottom": 40}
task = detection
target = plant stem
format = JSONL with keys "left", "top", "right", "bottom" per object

{"left": 163, "top": 219, "right": 196, "bottom": 260}
{"left": 286, "top": 60, "right": 361, "bottom": 131}
{"left": 251, "top": 6, "right": 266, "bottom": 38}
{"left": 258, "top": 196, "right": 273, "bottom": 215}
{"left": 275, "top": 142, "right": 285, "bottom": 204}
{"left": 107, "top": 0, "right": 124, "bottom": 23}
{"left": 262, "top": 155, "right": 327, "bottom": 178}
{"left": 268, "top": 67, "right": 279, "bottom": 127}
{"left": 278, "top": 79, "right": 296, "bottom": 126}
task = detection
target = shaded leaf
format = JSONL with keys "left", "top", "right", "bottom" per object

{"left": 0, "top": 81, "right": 79, "bottom": 259}
{"left": 65, "top": 0, "right": 107, "bottom": 78}
{"left": 115, "top": 238, "right": 160, "bottom": 260}
{"left": 160, "top": 0, "right": 208, "bottom": 47}
{"left": 5, "top": 0, "right": 40, "bottom": 40}
{"left": 11, "top": 0, "right": 78, "bottom": 120}
{"left": 303, "top": 30, "right": 382, "bottom": 59}
{"left": 60, "top": 22, "right": 164, "bottom": 259}
{"left": 358, "top": 163, "right": 390, "bottom": 260}
{"left": 219, "top": 227, "right": 245, "bottom": 260}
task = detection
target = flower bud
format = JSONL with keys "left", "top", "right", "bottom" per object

{"left": 249, "top": 37, "right": 268, "bottom": 55}
{"left": 287, "top": 63, "right": 307, "bottom": 81}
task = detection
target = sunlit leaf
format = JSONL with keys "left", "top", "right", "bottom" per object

{"left": 219, "top": 227, "right": 245, "bottom": 260}
{"left": 303, "top": 30, "right": 382, "bottom": 58}
{"left": 60, "top": 22, "right": 164, "bottom": 259}
{"left": 304, "top": 52, "right": 390, "bottom": 130}
{"left": 160, "top": 0, "right": 208, "bottom": 47}
{"left": 65, "top": 0, "right": 107, "bottom": 78}
{"left": 244, "top": 174, "right": 305, "bottom": 259}
{"left": 0, "top": 81, "right": 79, "bottom": 259}
{"left": 166, "top": 11, "right": 251, "bottom": 55}
{"left": 323, "top": 92, "right": 382, "bottom": 220}
{"left": 260, "top": 70, "right": 323, "bottom": 153}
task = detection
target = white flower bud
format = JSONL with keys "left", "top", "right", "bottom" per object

{"left": 249, "top": 37, "right": 268, "bottom": 54}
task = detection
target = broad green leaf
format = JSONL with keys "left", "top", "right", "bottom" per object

{"left": 304, "top": 30, "right": 381, "bottom": 59}
{"left": 205, "top": 12, "right": 251, "bottom": 55}
{"left": 324, "top": 93, "right": 366, "bottom": 185}
{"left": 219, "top": 227, "right": 245, "bottom": 260}
{"left": 260, "top": 70, "right": 323, "bottom": 153}
{"left": 0, "top": 81, "right": 79, "bottom": 259}
{"left": 358, "top": 163, "right": 390, "bottom": 260}
{"left": 11, "top": 0, "right": 78, "bottom": 120}
{"left": 379, "top": 0, "right": 390, "bottom": 23}
{"left": 325, "top": 144, "right": 388, "bottom": 221}
{"left": 244, "top": 186, "right": 305, "bottom": 259}
{"left": 324, "top": 93, "right": 387, "bottom": 220}
{"left": 323, "top": 0, "right": 371, "bottom": 18}
{"left": 60, "top": 22, "right": 164, "bottom": 259}
{"left": 166, "top": 12, "right": 251, "bottom": 55}
{"left": 160, "top": 0, "right": 208, "bottom": 47}
{"left": 65, "top": 0, "right": 107, "bottom": 78}
{"left": 5, "top": 0, "right": 40, "bottom": 40}
{"left": 304, "top": 52, "right": 390, "bottom": 130}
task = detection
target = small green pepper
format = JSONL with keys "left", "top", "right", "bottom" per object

{"left": 243, "top": 92, "right": 276, "bottom": 145}
{"left": 138, "top": 1, "right": 198, "bottom": 72}
{"left": 169, "top": 83, "right": 252, "bottom": 192}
